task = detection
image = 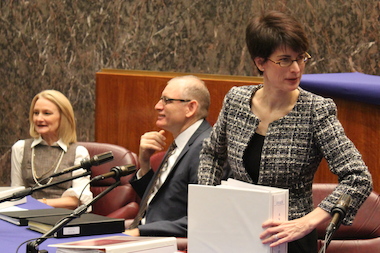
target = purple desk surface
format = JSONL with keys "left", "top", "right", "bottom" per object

{"left": 0, "top": 196, "right": 127, "bottom": 253}
{"left": 300, "top": 72, "right": 380, "bottom": 105}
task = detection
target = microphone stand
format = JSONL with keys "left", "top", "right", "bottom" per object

{"left": 319, "top": 194, "right": 351, "bottom": 253}
{"left": 0, "top": 171, "right": 92, "bottom": 204}
{"left": 318, "top": 225, "right": 338, "bottom": 253}
{"left": 26, "top": 179, "right": 122, "bottom": 253}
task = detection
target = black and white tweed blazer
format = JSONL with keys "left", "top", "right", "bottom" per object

{"left": 198, "top": 84, "right": 372, "bottom": 225}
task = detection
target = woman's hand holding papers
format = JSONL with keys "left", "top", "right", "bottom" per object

{"left": 260, "top": 207, "right": 331, "bottom": 247}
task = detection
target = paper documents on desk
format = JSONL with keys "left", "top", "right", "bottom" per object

{"left": 49, "top": 235, "right": 178, "bottom": 253}
{"left": 188, "top": 178, "right": 288, "bottom": 253}
{"left": 0, "top": 186, "right": 26, "bottom": 210}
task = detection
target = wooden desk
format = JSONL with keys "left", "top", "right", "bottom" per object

{"left": 300, "top": 73, "right": 380, "bottom": 191}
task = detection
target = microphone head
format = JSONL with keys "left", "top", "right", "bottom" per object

{"left": 326, "top": 194, "right": 352, "bottom": 234}
{"left": 332, "top": 194, "right": 352, "bottom": 216}
{"left": 90, "top": 151, "right": 114, "bottom": 166}
{"left": 111, "top": 165, "right": 137, "bottom": 178}
{"left": 91, "top": 164, "right": 137, "bottom": 182}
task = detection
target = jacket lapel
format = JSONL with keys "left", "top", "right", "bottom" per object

{"left": 155, "top": 120, "right": 211, "bottom": 192}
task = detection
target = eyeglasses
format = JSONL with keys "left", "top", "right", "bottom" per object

{"left": 159, "top": 96, "right": 191, "bottom": 105}
{"left": 267, "top": 52, "right": 312, "bottom": 67}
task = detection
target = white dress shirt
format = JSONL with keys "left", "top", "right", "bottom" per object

{"left": 11, "top": 137, "right": 93, "bottom": 206}
{"left": 141, "top": 119, "right": 204, "bottom": 224}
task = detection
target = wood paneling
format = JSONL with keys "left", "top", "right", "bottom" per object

{"left": 95, "top": 69, "right": 379, "bottom": 192}
{"left": 95, "top": 69, "right": 263, "bottom": 154}
{"left": 313, "top": 98, "right": 380, "bottom": 192}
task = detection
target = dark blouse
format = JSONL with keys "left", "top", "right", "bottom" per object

{"left": 243, "top": 133, "right": 265, "bottom": 184}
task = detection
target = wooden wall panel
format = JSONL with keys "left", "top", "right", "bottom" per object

{"left": 95, "top": 69, "right": 379, "bottom": 192}
{"left": 95, "top": 69, "right": 263, "bottom": 154}
{"left": 313, "top": 98, "right": 380, "bottom": 192}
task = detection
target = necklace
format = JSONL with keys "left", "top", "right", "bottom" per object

{"left": 31, "top": 147, "right": 65, "bottom": 186}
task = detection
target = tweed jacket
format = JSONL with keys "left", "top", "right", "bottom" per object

{"left": 198, "top": 85, "right": 372, "bottom": 225}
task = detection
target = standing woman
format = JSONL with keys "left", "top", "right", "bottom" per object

{"left": 198, "top": 11, "right": 372, "bottom": 253}
{"left": 11, "top": 90, "right": 93, "bottom": 210}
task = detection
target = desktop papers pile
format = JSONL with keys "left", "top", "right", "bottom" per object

{"left": 49, "top": 235, "right": 178, "bottom": 253}
{"left": 0, "top": 186, "right": 27, "bottom": 209}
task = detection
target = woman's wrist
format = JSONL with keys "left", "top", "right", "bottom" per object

{"left": 41, "top": 198, "right": 48, "bottom": 205}
{"left": 304, "top": 207, "right": 331, "bottom": 228}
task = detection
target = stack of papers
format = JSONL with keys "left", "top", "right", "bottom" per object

{"left": 0, "top": 186, "right": 27, "bottom": 209}
{"left": 49, "top": 235, "right": 178, "bottom": 253}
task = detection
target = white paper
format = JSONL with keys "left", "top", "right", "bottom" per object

{"left": 49, "top": 235, "right": 178, "bottom": 253}
{"left": 0, "top": 186, "right": 27, "bottom": 209}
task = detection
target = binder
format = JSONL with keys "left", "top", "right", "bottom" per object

{"left": 49, "top": 235, "right": 178, "bottom": 253}
{"left": 0, "top": 207, "right": 72, "bottom": 226}
{"left": 28, "top": 213, "right": 125, "bottom": 238}
{"left": 188, "top": 178, "right": 289, "bottom": 253}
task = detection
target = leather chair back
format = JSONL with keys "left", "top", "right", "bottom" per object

{"left": 313, "top": 183, "right": 380, "bottom": 252}
{"left": 150, "top": 151, "right": 166, "bottom": 172}
{"left": 78, "top": 142, "right": 140, "bottom": 219}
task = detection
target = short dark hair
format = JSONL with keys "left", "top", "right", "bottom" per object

{"left": 246, "top": 11, "right": 309, "bottom": 73}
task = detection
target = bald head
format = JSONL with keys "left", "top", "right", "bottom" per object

{"left": 167, "top": 75, "right": 210, "bottom": 119}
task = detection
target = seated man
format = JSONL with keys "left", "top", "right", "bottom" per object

{"left": 124, "top": 75, "right": 211, "bottom": 237}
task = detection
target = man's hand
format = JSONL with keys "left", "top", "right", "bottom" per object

{"left": 138, "top": 130, "right": 166, "bottom": 176}
{"left": 123, "top": 228, "right": 140, "bottom": 237}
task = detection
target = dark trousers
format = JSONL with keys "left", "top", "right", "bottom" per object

{"left": 288, "top": 229, "right": 318, "bottom": 253}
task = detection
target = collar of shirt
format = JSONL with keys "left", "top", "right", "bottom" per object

{"left": 141, "top": 119, "right": 205, "bottom": 224}
{"left": 31, "top": 136, "right": 68, "bottom": 152}
{"left": 174, "top": 119, "right": 204, "bottom": 152}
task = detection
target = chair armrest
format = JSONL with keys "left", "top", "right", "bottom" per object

{"left": 106, "top": 201, "right": 139, "bottom": 220}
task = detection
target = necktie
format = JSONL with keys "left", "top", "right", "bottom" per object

{"left": 129, "top": 142, "right": 177, "bottom": 229}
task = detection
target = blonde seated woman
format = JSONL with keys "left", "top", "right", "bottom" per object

{"left": 11, "top": 90, "right": 93, "bottom": 210}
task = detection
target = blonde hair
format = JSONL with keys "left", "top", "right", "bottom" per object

{"left": 29, "top": 90, "right": 77, "bottom": 145}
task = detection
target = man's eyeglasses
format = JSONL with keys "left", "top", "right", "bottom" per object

{"left": 267, "top": 52, "right": 312, "bottom": 67}
{"left": 159, "top": 96, "right": 191, "bottom": 105}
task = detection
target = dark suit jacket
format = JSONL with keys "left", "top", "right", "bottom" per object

{"left": 130, "top": 120, "right": 211, "bottom": 237}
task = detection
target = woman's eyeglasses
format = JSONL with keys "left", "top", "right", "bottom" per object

{"left": 267, "top": 52, "right": 312, "bottom": 67}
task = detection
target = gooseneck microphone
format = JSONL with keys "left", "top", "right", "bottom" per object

{"left": 27, "top": 164, "right": 135, "bottom": 253}
{"left": 326, "top": 193, "right": 352, "bottom": 234}
{"left": 91, "top": 165, "right": 137, "bottom": 181}
{"left": 50, "top": 151, "right": 114, "bottom": 178}
{"left": 319, "top": 193, "right": 352, "bottom": 253}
